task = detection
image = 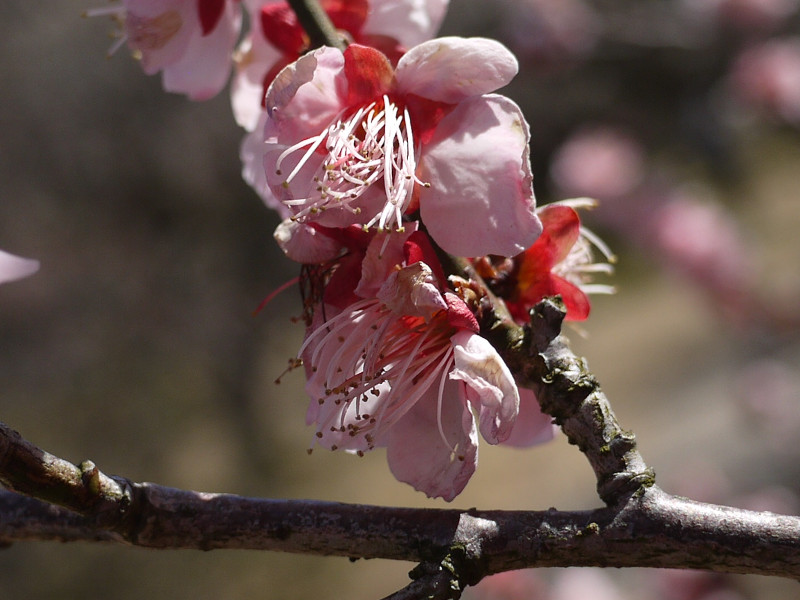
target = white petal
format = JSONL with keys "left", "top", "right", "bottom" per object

{"left": 449, "top": 330, "right": 519, "bottom": 444}
{"left": 0, "top": 250, "right": 39, "bottom": 285}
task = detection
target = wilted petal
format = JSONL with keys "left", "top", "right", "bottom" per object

{"left": 385, "top": 381, "right": 478, "bottom": 501}
{"left": 450, "top": 330, "right": 519, "bottom": 444}
{"left": 396, "top": 37, "right": 518, "bottom": 103}
{"left": 376, "top": 262, "right": 447, "bottom": 317}
{"left": 501, "top": 387, "right": 556, "bottom": 448}
{"left": 419, "top": 94, "right": 541, "bottom": 257}
{"left": 0, "top": 250, "right": 39, "bottom": 285}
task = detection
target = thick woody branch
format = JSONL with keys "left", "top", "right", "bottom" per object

{"left": 2, "top": 424, "right": 800, "bottom": 582}
{"left": 482, "top": 297, "right": 654, "bottom": 506}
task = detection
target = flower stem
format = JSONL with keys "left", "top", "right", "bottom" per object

{"left": 286, "top": 0, "right": 347, "bottom": 51}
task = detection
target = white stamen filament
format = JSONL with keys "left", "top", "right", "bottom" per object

{"left": 84, "top": 5, "right": 128, "bottom": 58}
{"left": 276, "top": 96, "right": 427, "bottom": 231}
{"left": 303, "top": 299, "right": 460, "bottom": 452}
{"left": 554, "top": 228, "right": 616, "bottom": 295}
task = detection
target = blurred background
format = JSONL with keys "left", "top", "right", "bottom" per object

{"left": 1, "top": 1, "right": 799, "bottom": 598}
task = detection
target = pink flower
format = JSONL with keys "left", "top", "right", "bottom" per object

{"left": 299, "top": 228, "right": 522, "bottom": 500}
{"left": 729, "top": 37, "right": 800, "bottom": 124}
{"left": 0, "top": 250, "right": 39, "bottom": 285}
{"left": 87, "top": 0, "right": 243, "bottom": 100}
{"left": 259, "top": 37, "right": 542, "bottom": 257}
{"left": 477, "top": 200, "right": 614, "bottom": 323}
{"left": 232, "top": 0, "right": 449, "bottom": 131}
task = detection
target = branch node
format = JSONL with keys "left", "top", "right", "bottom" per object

{"left": 79, "top": 460, "right": 101, "bottom": 496}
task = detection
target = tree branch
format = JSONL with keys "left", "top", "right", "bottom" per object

{"left": 2, "top": 300, "right": 799, "bottom": 599}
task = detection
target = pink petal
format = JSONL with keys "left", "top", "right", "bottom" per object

{"left": 0, "top": 250, "right": 39, "bottom": 285}
{"left": 362, "top": 0, "right": 450, "bottom": 49}
{"left": 449, "top": 330, "right": 519, "bottom": 444}
{"left": 418, "top": 95, "right": 542, "bottom": 257}
{"left": 265, "top": 46, "right": 345, "bottom": 135}
{"left": 354, "top": 226, "right": 418, "bottom": 299}
{"left": 240, "top": 113, "right": 288, "bottom": 214}
{"left": 395, "top": 37, "right": 518, "bottom": 103}
{"left": 273, "top": 219, "right": 345, "bottom": 263}
{"left": 123, "top": 1, "right": 195, "bottom": 75}
{"left": 385, "top": 381, "right": 478, "bottom": 501}
{"left": 161, "top": 1, "right": 241, "bottom": 99}
{"left": 230, "top": 33, "right": 284, "bottom": 131}
{"left": 500, "top": 387, "right": 557, "bottom": 448}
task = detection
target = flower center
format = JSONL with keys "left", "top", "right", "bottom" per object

{"left": 300, "top": 299, "right": 457, "bottom": 452}
{"left": 276, "top": 95, "right": 429, "bottom": 232}
{"left": 84, "top": 6, "right": 182, "bottom": 56}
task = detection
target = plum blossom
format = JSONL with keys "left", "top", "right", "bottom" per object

{"left": 258, "top": 37, "right": 542, "bottom": 257}
{"left": 476, "top": 199, "right": 614, "bottom": 323}
{"left": 298, "top": 227, "right": 525, "bottom": 500}
{"left": 0, "top": 250, "right": 39, "bottom": 285}
{"left": 86, "top": 0, "right": 243, "bottom": 100}
{"left": 232, "top": 0, "right": 449, "bottom": 131}
{"left": 729, "top": 37, "right": 800, "bottom": 124}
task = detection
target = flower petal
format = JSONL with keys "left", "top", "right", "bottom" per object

{"left": 449, "top": 330, "right": 519, "bottom": 444}
{"left": 265, "top": 46, "right": 345, "bottom": 135}
{"left": 0, "top": 250, "right": 39, "bottom": 285}
{"left": 500, "top": 387, "right": 557, "bottom": 448}
{"left": 161, "top": 2, "right": 241, "bottom": 100}
{"left": 354, "top": 226, "right": 419, "bottom": 299}
{"left": 537, "top": 204, "right": 582, "bottom": 265}
{"left": 418, "top": 94, "right": 542, "bottom": 257}
{"left": 273, "top": 219, "right": 344, "bottom": 263}
{"left": 363, "top": 0, "right": 450, "bottom": 49}
{"left": 377, "top": 262, "right": 447, "bottom": 318}
{"left": 385, "top": 381, "right": 478, "bottom": 501}
{"left": 395, "top": 37, "right": 518, "bottom": 103}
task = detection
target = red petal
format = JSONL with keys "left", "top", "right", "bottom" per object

{"left": 343, "top": 44, "right": 394, "bottom": 106}
{"left": 551, "top": 276, "right": 591, "bottom": 321}
{"left": 403, "top": 231, "right": 447, "bottom": 287}
{"left": 198, "top": 0, "right": 226, "bottom": 35}
{"left": 261, "top": 4, "right": 307, "bottom": 55}
{"left": 356, "top": 34, "right": 406, "bottom": 66}
{"left": 322, "top": 0, "right": 368, "bottom": 37}
{"left": 324, "top": 251, "right": 363, "bottom": 309}
{"left": 538, "top": 204, "right": 581, "bottom": 265}
{"left": 444, "top": 293, "right": 479, "bottom": 333}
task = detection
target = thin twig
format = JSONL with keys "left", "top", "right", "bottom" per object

{"left": 286, "top": 0, "right": 347, "bottom": 51}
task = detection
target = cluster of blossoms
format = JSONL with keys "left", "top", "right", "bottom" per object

{"left": 88, "top": 0, "right": 613, "bottom": 500}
